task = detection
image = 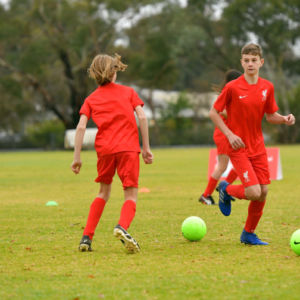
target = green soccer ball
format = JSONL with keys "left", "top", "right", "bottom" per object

{"left": 181, "top": 216, "right": 206, "bottom": 242}
{"left": 290, "top": 229, "right": 300, "bottom": 256}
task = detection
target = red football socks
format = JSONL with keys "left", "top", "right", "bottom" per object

{"left": 203, "top": 177, "right": 219, "bottom": 197}
{"left": 226, "top": 184, "right": 246, "bottom": 199}
{"left": 83, "top": 197, "right": 106, "bottom": 240}
{"left": 118, "top": 200, "right": 136, "bottom": 230}
{"left": 225, "top": 169, "right": 238, "bottom": 184}
{"left": 245, "top": 200, "right": 266, "bottom": 233}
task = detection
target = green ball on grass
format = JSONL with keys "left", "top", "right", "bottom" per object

{"left": 290, "top": 229, "right": 300, "bottom": 256}
{"left": 181, "top": 216, "right": 206, "bottom": 242}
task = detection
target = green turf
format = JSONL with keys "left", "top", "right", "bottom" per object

{"left": 0, "top": 146, "right": 299, "bottom": 300}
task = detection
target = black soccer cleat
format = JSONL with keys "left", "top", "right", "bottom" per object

{"left": 199, "top": 194, "right": 216, "bottom": 205}
{"left": 78, "top": 235, "right": 93, "bottom": 252}
{"left": 114, "top": 224, "right": 140, "bottom": 253}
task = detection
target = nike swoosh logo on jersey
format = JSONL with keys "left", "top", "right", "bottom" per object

{"left": 239, "top": 95, "right": 247, "bottom": 99}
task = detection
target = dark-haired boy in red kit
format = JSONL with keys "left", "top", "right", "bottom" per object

{"left": 209, "top": 43, "right": 295, "bottom": 245}
{"left": 71, "top": 53, "right": 153, "bottom": 253}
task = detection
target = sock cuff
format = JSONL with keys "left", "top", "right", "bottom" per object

{"left": 210, "top": 176, "right": 219, "bottom": 183}
{"left": 124, "top": 200, "right": 136, "bottom": 207}
{"left": 94, "top": 197, "right": 107, "bottom": 206}
{"left": 249, "top": 199, "right": 266, "bottom": 209}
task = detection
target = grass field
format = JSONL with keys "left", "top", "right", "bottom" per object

{"left": 1, "top": 146, "right": 300, "bottom": 300}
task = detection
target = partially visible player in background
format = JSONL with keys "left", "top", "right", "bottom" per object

{"left": 199, "top": 70, "right": 242, "bottom": 205}
{"left": 71, "top": 53, "right": 153, "bottom": 253}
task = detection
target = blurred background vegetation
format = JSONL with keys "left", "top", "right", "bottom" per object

{"left": 0, "top": 0, "right": 299, "bottom": 149}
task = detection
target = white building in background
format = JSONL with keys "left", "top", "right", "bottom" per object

{"left": 64, "top": 88, "right": 217, "bottom": 149}
{"left": 64, "top": 128, "right": 98, "bottom": 149}
{"left": 135, "top": 87, "right": 217, "bottom": 119}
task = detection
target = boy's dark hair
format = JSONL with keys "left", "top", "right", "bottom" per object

{"left": 241, "top": 43, "right": 263, "bottom": 58}
{"left": 88, "top": 53, "right": 127, "bottom": 86}
{"left": 212, "top": 69, "right": 242, "bottom": 94}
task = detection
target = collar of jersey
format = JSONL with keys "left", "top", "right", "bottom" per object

{"left": 237, "top": 75, "right": 262, "bottom": 90}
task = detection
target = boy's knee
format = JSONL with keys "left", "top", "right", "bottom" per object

{"left": 245, "top": 186, "right": 261, "bottom": 200}
{"left": 247, "top": 193, "right": 260, "bottom": 200}
{"left": 124, "top": 187, "right": 138, "bottom": 202}
{"left": 97, "top": 190, "right": 111, "bottom": 201}
{"left": 257, "top": 186, "right": 268, "bottom": 202}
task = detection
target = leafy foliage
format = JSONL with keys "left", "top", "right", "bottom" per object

{"left": 26, "top": 120, "right": 65, "bottom": 149}
{"left": 0, "top": 0, "right": 300, "bottom": 143}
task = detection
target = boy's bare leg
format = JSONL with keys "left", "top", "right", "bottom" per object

{"left": 97, "top": 182, "right": 112, "bottom": 202}
{"left": 114, "top": 187, "right": 140, "bottom": 253}
{"left": 212, "top": 154, "right": 230, "bottom": 179}
{"left": 124, "top": 187, "right": 138, "bottom": 203}
{"left": 245, "top": 184, "right": 267, "bottom": 201}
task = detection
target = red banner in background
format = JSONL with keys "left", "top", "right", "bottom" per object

{"left": 208, "top": 148, "right": 283, "bottom": 181}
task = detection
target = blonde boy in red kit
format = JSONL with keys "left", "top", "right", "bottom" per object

{"left": 71, "top": 54, "right": 153, "bottom": 253}
{"left": 209, "top": 44, "right": 295, "bottom": 245}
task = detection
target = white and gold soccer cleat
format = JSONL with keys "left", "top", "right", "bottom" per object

{"left": 114, "top": 224, "right": 140, "bottom": 253}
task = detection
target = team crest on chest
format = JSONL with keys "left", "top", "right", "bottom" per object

{"left": 262, "top": 89, "right": 267, "bottom": 101}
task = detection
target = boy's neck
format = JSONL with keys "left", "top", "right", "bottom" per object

{"left": 244, "top": 73, "right": 259, "bottom": 85}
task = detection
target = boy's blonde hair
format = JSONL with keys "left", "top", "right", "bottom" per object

{"left": 88, "top": 53, "right": 127, "bottom": 86}
{"left": 241, "top": 43, "right": 263, "bottom": 58}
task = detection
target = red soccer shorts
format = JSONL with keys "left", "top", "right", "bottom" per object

{"left": 229, "top": 151, "right": 270, "bottom": 187}
{"left": 95, "top": 152, "right": 140, "bottom": 189}
{"left": 214, "top": 137, "right": 229, "bottom": 155}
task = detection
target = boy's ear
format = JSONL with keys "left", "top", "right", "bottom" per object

{"left": 260, "top": 58, "right": 264, "bottom": 67}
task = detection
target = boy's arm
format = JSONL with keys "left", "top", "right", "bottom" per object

{"left": 266, "top": 112, "right": 295, "bottom": 125}
{"left": 209, "top": 107, "right": 245, "bottom": 150}
{"left": 71, "top": 114, "right": 89, "bottom": 174}
{"left": 135, "top": 105, "right": 153, "bottom": 164}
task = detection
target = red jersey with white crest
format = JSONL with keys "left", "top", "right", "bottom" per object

{"left": 213, "top": 75, "right": 278, "bottom": 157}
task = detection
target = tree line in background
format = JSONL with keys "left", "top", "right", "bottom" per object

{"left": 0, "top": 0, "right": 300, "bottom": 148}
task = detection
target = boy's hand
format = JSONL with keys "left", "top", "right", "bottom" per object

{"left": 142, "top": 149, "right": 153, "bottom": 164}
{"left": 71, "top": 160, "right": 82, "bottom": 174}
{"left": 284, "top": 114, "right": 295, "bottom": 125}
{"left": 227, "top": 133, "right": 245, "bottom": 150}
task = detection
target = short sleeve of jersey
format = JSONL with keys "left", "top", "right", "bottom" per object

{"left": 131, "top": 89, "right": 144, "bottom": 109}
{"left": 264, "top": 84, "right": 278, "bottom": 114}
{"left": 213, "top": 85, "right": 231, "bottom": 112}
{"left": 79, "top": 99, "right": 92, "bottom": 119}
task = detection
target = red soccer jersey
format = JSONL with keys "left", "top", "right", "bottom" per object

{"left": 213, "top": 75, "right": 278, "bottom": 157}
{"left": 80, "top": 82, "right": 144, "bottom": 157}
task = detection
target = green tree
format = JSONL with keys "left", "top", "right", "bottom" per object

{"left": 116, "top": 2, "right": 184, "bottom": 143}
{"left": 277, "top": 83, "right": 300, "bottom": 143}
{"left": 0, "top": 0, "right": 162, "bottom": 130}
{"left": 159, "top": 92, "right": 193, "bottom": 130}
